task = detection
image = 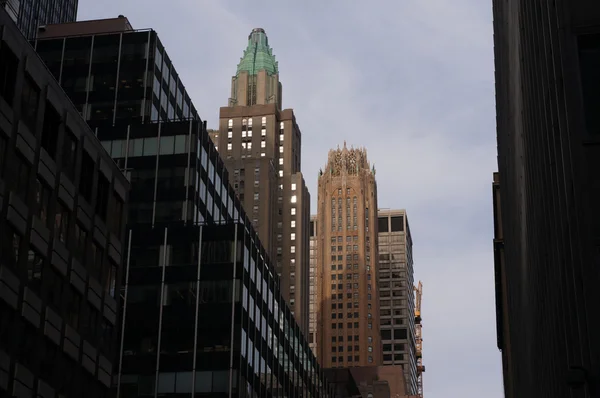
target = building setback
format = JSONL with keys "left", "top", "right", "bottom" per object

{"left": 1, "top": 0, "right": 77, "bottom": 40}
{"left": 316, "top": 143, "right": 382, "bottom": 368}
{"left": 492, "top": 1, "right": 600, "bottom": 397}
{"left": 33, "top": 16, "right": 200, "bottom": 129}
{"left": 0, "top": 7, "right": 129, "bottom": 398}
{"left": 376, "top": 209, "right": 417, "bottom": 395}
{"left": 210, "top": 28, "right": 311, "bottom": 335}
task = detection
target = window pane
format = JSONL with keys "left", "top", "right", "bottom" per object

{"left": 143, "top": 137, "right": 158, "bottom": 156}
{"left": 159, "top": 136, "right": 174, "bottom": 155}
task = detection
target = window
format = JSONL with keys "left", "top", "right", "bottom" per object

{"left": 291, "top": 195, "right": 297, "bottom": 203}
{"left": 54, "top": 202, "right": 70, "bottom": 243}
{"left": 0, "top": 134, "right": 6, "bottom": 175}
{"left": 21, "top": 75, "right": 40, "bottom": 132}
{"left": 279, "top": 146, "right": 283, "bottom": 153}
{"left": 34, "top": 179, "right": 51, "bottom": 224}
{"left": 291, "top": 208, "right": 296, "bottom": 215}
{"left": 290, "top": 233, "right": 295, "bottom": 241}
{"left": 579, "top": 33, "right": 600, "bottom": 135}
{"left": 26, "top": 248, "right": 44, "bottom": 293}
{"left": 96, "top": 174, "right": 110, "bottom": 221}
{"left": 291, "top": 220, "right": 295, "bottom": 228}
{"left": 41, "top": 102, "right": 61, "bottom": 159}
{"left": 261, "top": 116, "right": 266, "bottom": 125}
{"left": 228, "top": 119, "right": 233, "bottom": 127}
{"left": 73, "top": 223, "right": 87, "bottom": 262}
{"left": 14, "top": 155, "right": 30, "bottom": 202}
{"left": 79, "top": 151, "right": 94, "bottom": 202}
{"left": 0, "top": 44, "right": 18, "bottom": 105}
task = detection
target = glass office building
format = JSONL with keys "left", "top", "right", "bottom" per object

{"left": 33, "top": 17, "right": 199, "bottom": 129}
{"left": 1, "top": 0, "right": 77, "bottom": 40}
{"left": 99, "top": 121, "right": 336, "bottom": 397}
{"left": 0, "top": 7, "right": 129, "bottom": 398}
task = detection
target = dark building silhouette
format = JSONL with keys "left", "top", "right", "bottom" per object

{"left": 0, "top": 6, "right": 129, "bottom": 398}
{"left": 98, "top": 120, "right": 335, "bottom": 397}
{"left": 492, "top": 1, "right": 600, "bottom": 397}
{"left": 1, "top": 0, "right": 77, "bottom": 39}
{"left": 33, "top": 16, "right": 338, "bottom": 397}
{"left": 33, "top": 16, "right": 200, "bottom": 129}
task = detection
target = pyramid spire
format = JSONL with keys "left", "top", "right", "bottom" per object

{"left": 236, "top": 28, "right": 279, "bottom": 76}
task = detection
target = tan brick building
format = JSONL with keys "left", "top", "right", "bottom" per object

{"left": 209, "top": 28, "right": 310, "bottom": 333}
{"left": 316, "top": 143, "right": 381, "bottom": 367}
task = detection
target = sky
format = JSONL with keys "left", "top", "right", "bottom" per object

{"left": 78, "top": 1, "right": 502, "bottom": 396}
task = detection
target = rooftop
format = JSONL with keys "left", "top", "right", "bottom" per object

{"left": 36, "top": 15, "right": 134, "bottom": 39}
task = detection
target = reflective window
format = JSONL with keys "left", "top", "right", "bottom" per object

{"left": 143, "top": 137, "right": 158, "bottom": 156}
{"left": 159, "top": 136, "right": 175, "bottom": 155}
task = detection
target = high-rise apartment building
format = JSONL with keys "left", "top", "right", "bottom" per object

{"left": 0, "top": 7, "right": 129, "bottom": 397}
{"left": 33, "top": 16, "right": 200, "bottom": 129}
{"left": 315, "top": 143, "right": 382, "bottom": 368}
{"left": 1, "top": 0, "right": 77, "bottom": 39}
{"left": 377, "top": 209, "right": 417, "bottom": 395}
{"left": 210, "top": 28, "right": 311, "bottom": 334}
{"left": 493, "top": 1, "right": 600, "bottom": 397}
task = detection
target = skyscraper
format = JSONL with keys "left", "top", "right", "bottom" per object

{"left": 210, "top": 28, "right": 311, "bottom": 335}
{"left": 0, "top": 7, "right": 128, "bottom": 397}
{"left": 377, "top": 209, "right": 417, "bottom": 395}
{"left": 32, "top": 16, "right": 334, "bottom": 397}
{"left": 492, "top": 1, "right": 600, "bottom": 397}
{"left": 316, "top": 143, "right": 382, "bottom": 368}
{"left": 1, "top": 0, "right": 77, "bottom": 39}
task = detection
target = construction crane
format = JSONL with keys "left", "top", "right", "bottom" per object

{"left": 414, "top": 281, "right": 425, "bottom": 398}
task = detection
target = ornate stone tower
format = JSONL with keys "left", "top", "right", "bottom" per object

{"left": 210, "top": 28, "right": 310, "bottom": 335}
{"left": 316, "top": 142, "right": 382, "bottom": 367}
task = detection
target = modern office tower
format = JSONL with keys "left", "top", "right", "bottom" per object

{"left": 309, "top": 215, "right": 318, "bottom": 354}
{"left": 33, "top": 15, "right": 200, "bottom": 129}
{"left": 377, "top": 209, "right": 417, "bottom": 395}
{"left": 0, "top": 7, "right": 129, "bottom": 397}
{"left": 1, "top": 0, "right": 77, "bottom": 39}
{"left": 316, "top": 142, "right": 382, "bottom": 368}
{"left": 493, "top": 1, "right": 600, "bottom": 397}
{"left": 210, "top": 28, "right": 311, "bottom": 335}
{"left": 98, "top": 120, "right": 335, "bottom": 397}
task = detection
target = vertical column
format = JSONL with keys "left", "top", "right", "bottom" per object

{"left": 190, "top": 225, "right": 203, "bottom": 396}
{"left": 228, "top": 223, "right": 239, "bottom": 398}
{"left": 115, "top": 229, "right": 133, "bottom": 398}
{"left": 153, "top": 226, "right": 168, "bottom": 398}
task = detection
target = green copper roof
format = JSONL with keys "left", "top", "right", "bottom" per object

{"left": 236, "top": 28, "right": 279, "bottom": 76}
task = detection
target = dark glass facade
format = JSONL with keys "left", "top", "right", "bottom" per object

{"left": 1, "top": 0, "right": 77, "bottom": 39}
{"left": 493, "top": 1, "right": 600, "bottom": 397}
{"left": 98, "top": 121, "right": 336, "bottom": 397}
{"left": 0, "top": 7, "right": 129, "bottom": 398}
{"left": 33, "top": 28, "right": 199, "bottom": 129}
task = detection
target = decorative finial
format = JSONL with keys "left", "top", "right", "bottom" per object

{"left": 343, "top": 141, "right": 347, "bottom": 149}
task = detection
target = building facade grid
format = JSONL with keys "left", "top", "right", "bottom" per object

{"left": 0, "top": 7, "right": 129, "bottom": 397}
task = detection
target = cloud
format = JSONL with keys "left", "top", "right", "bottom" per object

{"left": 77, "top": 1, "right": 503, "bottom": 396}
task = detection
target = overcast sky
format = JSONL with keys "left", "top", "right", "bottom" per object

{"left": 78, "top": 0, "right": 501, "bottom": 396}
